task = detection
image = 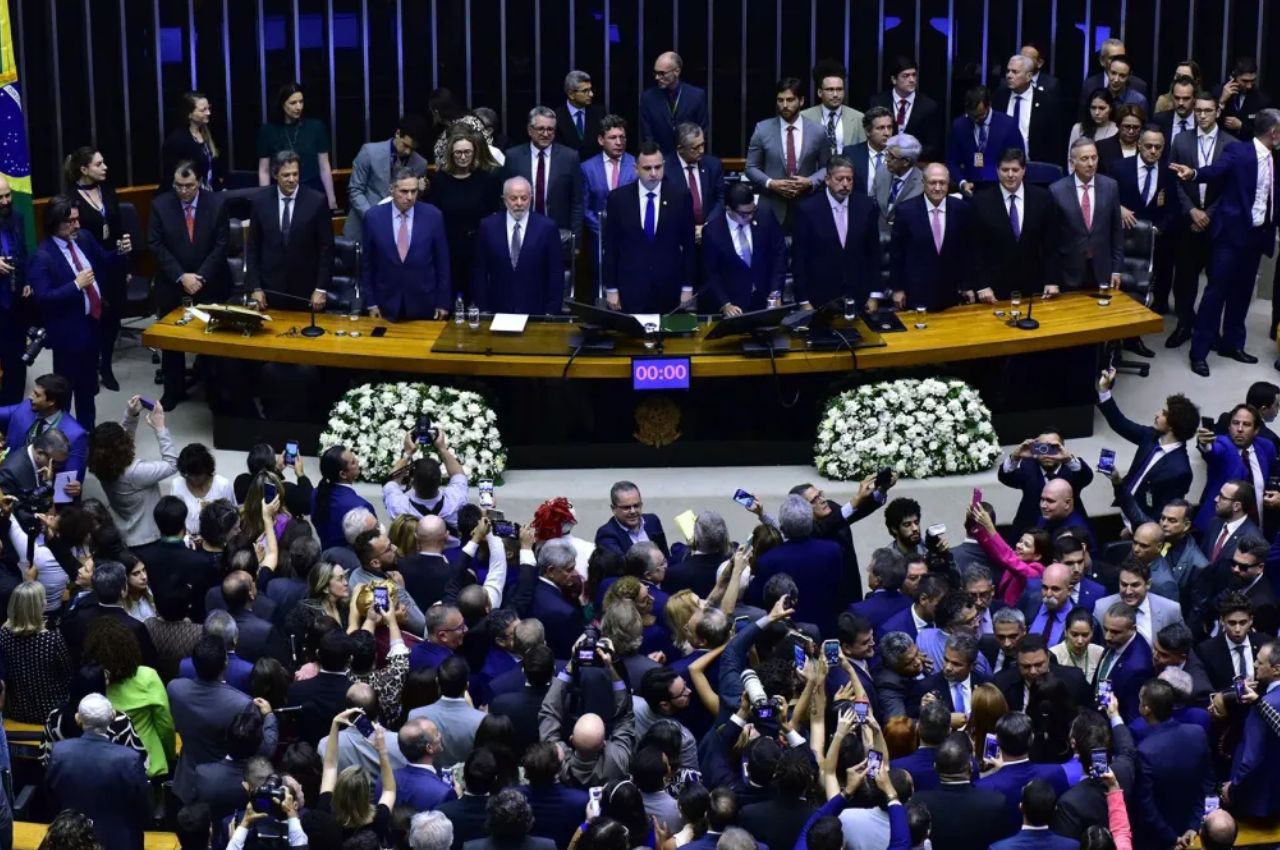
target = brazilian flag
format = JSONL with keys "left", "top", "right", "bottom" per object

{"left": 0, "top": 0, "right": 32, "bottom": 248}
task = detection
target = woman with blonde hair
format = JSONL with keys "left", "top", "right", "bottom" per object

{"left": 388, "top": 514, "right": 418, "bottom": 559}
{"left": 285, "top": 560, "right": 350, "bottom": 641}
{"left": 0, "top": 581, "right": 72, "bottom": 722}
{"left": 967, "top": 682, "right": 1009, "bottom": 758}
{"left": 601, "top": 600, "right": 657, "bottom": 687}
{"left": 602, "top": 575, "right": 655, "bottom": 627}
{"left": 319, "top": 707, "right": 396, "bottom": 842}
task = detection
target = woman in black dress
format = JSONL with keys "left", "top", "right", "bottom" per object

{"left": 426, "top": 126, "right": 504, "bottom": 305}
{"left": 64, "top": 147, "right": 132, "bottom": 391}
{"left": 161, "top": 91, "right": 223, "bottom": 190}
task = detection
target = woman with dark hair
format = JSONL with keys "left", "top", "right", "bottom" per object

{"left": 1051, "top": 606, "right": 1104, "bottom": 680}
{"left": 234, "top": 442, "right": 314, "bottom": 517}
{"left": 63, "top": 146, "right": 133, "bottom": 392}
{"left": 256, "top": 82, "right": 338, "bottom": 209}
{"left": 967, "top": 503, "right": 1050, "bottom": 605}
{"left": 250, "top": 656, "right": 292, "bottom": 709}
{"left": 311, "top": 445, "right": 373, "bottom": 549}
{"left": 82, "top": 617, "right": 175, "bottom": 778}
{"left": 1068, "top": 88, "right": 1118, "bottom": 163}
{"left": 119, "top": 550, "right": 157, "bottom": 622}
{"left": 144, "top": 583, "right": 201, "bottom": 682}
{"left": 36, "top": 810, "right": 103, "bottom": 850}
{"left": 474, "top": 714, "right": 521, "bottom": 787}
{"left": 597, "top": 780, "right": 654, "bottom": 848}
{"left": 397, "top": 666, "right": 440, "bottom": 727}
{"left": 88, "top": 395, "right": 178, "bottom": 547}
{"left": 171, "top": 442, "right": 235, "bottom": 536}
{"left": 1027, "top": 672, "right": 1079, "bottom": 769}
{"left": 1095, "top": 102, "right": 1147, "bottom": 174}
{"left": 427, "top": 126, "right": 505, "bottom": 303}
{"left": 671, "top": 783, "right": 710, "bottom": 847}
{"left": 266, "top": 520, "right": 320, "bottom": 619}
{"left": 161, "top": 90, "right": 223, "bottom": 190}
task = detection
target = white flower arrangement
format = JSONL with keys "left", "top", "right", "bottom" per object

{"left": 320, "top": 382, "right": 507, "bottom": 483}
{"left": 814, "top": 378, "right": 1002, "bottom": 480}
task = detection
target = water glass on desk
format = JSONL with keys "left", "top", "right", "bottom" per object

{"left": 843, "top": 298, "right": 857, "bottom": 321}
{"left": 1010, "top": 290, "right": 1022, "bottom": 311}
{"left": 467, "top": 305, "right": 481, "bottom": 330}
{"left": 914, "top": 306, "right": 927, "bottom": 329}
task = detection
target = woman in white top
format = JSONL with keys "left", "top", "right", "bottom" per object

{"left": 87, "top": 396, "right": 179, "bottom": 547}
{"left": 1067, "top": 88, "right": 1118, "bottom": 168}
{"left": 170, "top": 442, "right": 235, "bottom": 536}
{"left": 120, "top": 551, "right": 157, "bottom": 622}
{"left": 1050, "top": 607, "right": 1104, "bottom": 682}
{"left": 4, "top": 508, "right": 69, "bottom": 612}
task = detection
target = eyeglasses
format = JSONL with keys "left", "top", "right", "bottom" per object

{"left": 1193, "top": 107, "right": 1218, "bottom": 115}
{"left": 1231, "top": 559, "right": 1258, "bottom": 571}
{"left": 613, "top": 502, "right": 643, "bottom": 512}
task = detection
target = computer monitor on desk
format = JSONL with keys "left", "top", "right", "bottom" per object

{"left": 563, "top": 300, "right": 647, "bottom": 351}
{"left": 705, "top": 305, "right": 792, "bottom": 355}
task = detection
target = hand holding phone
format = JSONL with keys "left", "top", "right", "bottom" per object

{"left": 983, "top": 733, "right": 999, "bottom": 762}
{"left": 284, "top": 440, "right": 299, "bottom": 464}
{"left": 822, "top": 639, "right": 841, "bottom": 666}
{"left": 1097, "top": 448, "right": 1117, "bottom": 477}
{"left": 733, "top": 488, "right": 756, "bottom": 508}
{"left": 138, "top": 397, "right": 156, "bottom": 411}
{"left": 866, "top": 750, "right": 883, "bottom": 778}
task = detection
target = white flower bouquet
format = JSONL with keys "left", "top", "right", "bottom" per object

{"left": 814, "top": 378, "right": 1002, "bottom": 480}
{"left": 320, "top": 382, "right": 507, "bottom": 483}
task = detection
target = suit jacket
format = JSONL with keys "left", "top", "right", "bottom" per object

{"left": 869, "top": 90, "right": 945, "bottom": 161}
{"left": 29, "top": 235, "right": 115, "bottom": 353}
{"left": 400, "top": 551, "right": 462, "bottom": 612}
{"left": 601, "top": 182, "right": 696, "bottom": 312}
{"left": 520, "top": 783, "right": 590, "bottom": 848}
{"left": 971, "top": 183, "right": 1057, "bottom": 298}
{"left": 663, "top": 152, "right": 725, "bottom": 225}
{"left": 594, "top": 515, "right": 670, "bottom": 560}
{"left": 530, "top": 579, "right": 586, "bottom": 659}
{"left": 1051, "top": 722, "right": 1139, "bottom": 840}
{"left": 663, "top": 552, "right": 721, "bottom": 600}
{"left": 245, "top": 185, "right": 333, "bottom": 307}
{"left": 554, "top": 101, "right": 607, "bottom": 161}
{"left": 639, "top": 81, "right": 709, "bottom": 156}
{"left": 345, "top": 138, "right": 429, "bottom": 240}
{"left": 1135, "top": 719, "right": 1213, "bottom": 846}
{"left": 853, "top": 589, "right": 913, "bottom": 635}
{"left": 976, "top": 760, "right": 1069, "bottom": 833}
{"left": 286, "top": 670, "right": 353, "bottom": 745}
{"left": 504, "top": 143, "right": 585, "bottom": 235}
{"left": 801, "top": 104, "right": 868, "bottom": 153}
{"left": 168, "top": 676, "right": 278, "bottom": 803}
{"left": 890, "top": 194, "right": 974, "bottom": 309}
{"left": 1093, "top": 137, "right": 1134, "bottom": 178}
{"left": 1092, "top": 633, "right": 1155, "bottom": 722}
{"left": 1048, "top": 173, "right": 1126, "bottom": 285}
{"left": 1091, "top": 593, "right": 1183, "bottom": 637}
{"left": 46, "top": 733, "right": 151, "bottom": 850}
{"left": 472, "top": 210, "right": 564, "bottom": 316}
{"left": 489, "top": 683, "right": 548, "bottom": 753}
{"left": 1019, "top": 576, "right": 1105, "bottom": 621}
{"left": 891, "top": 746, "right": 940, "bottom": 791}
{"left": 1187, "top": 137, "right": 1280, "bottom": 255}
{"left": 744, "top": 116, "right": 830, "bottom": 224}
{"left": 993, "top": 84, "right": 1061, "bottom": 164}
{"left": 914, "top": 782, "right": 1014, "bottom": 850}
{"left": 192, "top": 756, "right": 248, "bottom": 825}
{"left": 147, "top": 189, "right": 231, "bottom": 312}
{"left": 997, "top": 457, "right": 1094, "bottom": 534}
{"left": 0, "top": 404, "right": 88, "bottom": 480}
{"left": 1080, "top": 73, "right": 1150, "bottom": 110}
{"left": 1201, "top": 516, "right": 1264, "bottom": 603}
{"left": 920, "top": 670, "right": 992, "bottom": 714}
{"left": 231, "top": 609, "right": 289, "bottom": 666}
{"left": 840, "top": 141, "right": 887, "bottom": 197}
{"left": 1193, "top": 435, "right": 1277, "bottom": 530}
{"left": 880, "top": 604, "right": 926, "bottom": 642}
{"left": 1196, "top": 631, "right": 1273, "bottom": 690}
{"left": 312, "top": 485, "right": 376, "bottom": 550}
{"left": 1243, "top": 578, "right": 1280, "bottom": 637}
{"left": 1097, "top": 397, "right": 1193, "bottom": 516}
{"left": 415, "top": 697, "right": 486, "bottom": 767}
{"left": 872, "top": 166, "right": 925, "bottom": 237}
{"left": 1111, "top": 155, "right": 1180, "bottom": 234}
{"left": 464, "top": 839, "right": 556, "bottom": 850}
{"left": 993, "top": 660, "right": 1092, "bottom": 712}
{"left": 361, "top": 201, "right": 451, "bottom": 319}
{"left": 1230, "top": 685, "right": 1280, "bottom": 818}
{"left": 874, "top": 665, "right": 926, "bottom": 718}
{"left": 60, "top": 601, "right": 159, "bottom": 669}
{"left": 740, "top": 797, "right": 817, "bottom": 850}
{"left": 700, "top": 208, "right": 786, "bottom": 312}
{"left": 946, "top": 111, "right": 1026, "bottom": 185}
{"left": 394, "top": 764, "right": 458, "bottom": 811}
{"left": 582, "top": 152, "right": 637, "bottom": 235}
{"left": 1171, "top": 128, "right": 1239, "bottom": 216}
{"left": 992, "top": 828, "right": 1078, "bottom": 850}
{"left": 1152, "top": 110, "right": 1198, "bottom": 159}
{"left": 1218, "top": 86, "right": 1272, "bottom": 140}
{"left": 437, "top": 790, "right": 492, "bottom": 850}
{"left": 132, "top": 537, "right": 222, "bottom": 621}
{"left": 790, "top": 188, "right": 881, "bottom": 306}
{"left": 748, "top": 537, "right": 846, "bottom": 636}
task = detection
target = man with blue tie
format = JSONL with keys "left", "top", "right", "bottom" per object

{"left": 1022, "top": 563, "right": 1075, "bottom": 649}
{"left": 0, "top": 176, "right": 31, "bottom": 405}
{"left": 473, "top": 176, "right": 565, "bottom": 316}
{"left": 29, "top": 195, "right": 120, "bottom": 429}
{"left": 361, "top": 168, "right": 451, "bottom": 320}
{"left": 701, "top": 182, "right": 785, "bottom": 316}
{"left": 1224, "top": 639, "right": 1280, "bottom": 818}
{"left": 920, "top": 633, "right": 990, "bottom": 727}
{"left": 640, "top": 52, "right": 709, "bottom": 157}
{"left": 791, "top": 156, "right": 882, "bottom": 311}
{"left": 1170, "top": 108, "right": 1280, "bottom": 376}
{"left": 601, "top": 142, "right": 696, "bottom": 313}
{"left": 1094, "top": 602, "right": 1155, "bottom": 722}
{"left": 890, "top": 163, "right": 975, "bottom": 311}
{"left": 946, "top": 86, "right": 1025, "bottom": 194}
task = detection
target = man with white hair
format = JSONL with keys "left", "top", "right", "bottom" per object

{"left": 473, "top": 174, "right": 566, "bottom": 316}
{"left": 46, "top": 693, "right": 151, "bottom": 850}
{"left": 994, "top": 53, "right": 1059, "bottom": 161}
{"left": 409, "top": 810, "right": 455, "bottom": 850}
{"left": 747, "top": 493, "right": 846, "bottom": 636}
{"left": 872, "top": 133, "right": 924, "bottom": 237}
{"left": 530, "top": 538, "right": 587, "bottom": 659}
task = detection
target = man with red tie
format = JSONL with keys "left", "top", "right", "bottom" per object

{"left": 30, "top": 195, "right": 121, "bottom": 429}
{"left": 663, "top": 122, "right": 725, "bottom": 245}
{"left": 503, "top": 107, "right": 583, "bottom": 240}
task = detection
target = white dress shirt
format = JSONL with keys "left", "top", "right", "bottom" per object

{"left": 1127, "top": 440, "right": 1182, "bottom": 496}
{"left": 893, "top": 90, "right": 917, "bottom": 130}
{"left": 1227, "top": 635, "right": 1256, "bottom": 680}
{"left": 1251, "top": 137, "right": 1273, "bottom": 227}
{"left": 1002, "top": 184, "right": 1025, "bottom": 233}
{"left": 52, "top": 236, "right": 100, "bottom": 315}
{"left": 1137, "top": 161, "right": 1159, "bottom": 206}
{"left": 732, "top": 219, "right": 754, "bottom": 258}
{"left": 529, "top": 142, "right": 553, "bottom": 196}
{"left": 1196, "top": 128, "right": 1220, "bottom": 204}
{"left": 505, "top": 211, "right": 526, "bottom": 246}
{"left": 278, "top": 189, "right": 298, "bottom": 228}
{"left": 1006, "top": 87, "right": 1033, "bottom": 148}
{"left": 1241, "top": 444, "right": 1266, "bottom": 517}
{"left": 677, "top": 153, "right": 703, "bottom": 201}
{"left": 828, "top": 189, "right": 849, "bottom": 244}
{"left": 866, "top": 145, "right": 886, "bottom": 195}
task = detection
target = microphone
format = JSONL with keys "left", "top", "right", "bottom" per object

{"left": 262, "top": 289, "right": 326, "bottom": 337}
{"left": 1015, "top": 295, "right": 1039, "bottom": 331}
{"left": 661, "top": 281, "right": 716, "bottom": 318}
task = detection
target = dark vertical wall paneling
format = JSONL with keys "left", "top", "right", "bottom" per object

{"left": 16, "top": 0, "right": 1278, "bottom": 195}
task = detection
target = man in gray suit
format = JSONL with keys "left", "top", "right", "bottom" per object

{"left": 1092, "top": 558, "right": 1184, "bottom": 647}
{"left": 745, "top": 77, "right": 830, "bottom": 227}
{"left": 872, "top": 133, "right": 925, "bottom": 239}
{"left": 317, "top": 682, "right": 408, "bottom": 775}
{"left": 1047, "top": 137, "right": 1124, "bottom": 297}
{"left": 345, "top": 115, "right": 430, "bottom": 241}
{"left": 800, "top": 62, "right": 867, "bottom": 156}
{"left": 409, "top": 655, "right": 485, "bottom": 767}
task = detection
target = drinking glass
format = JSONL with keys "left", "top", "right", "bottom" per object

{"left": 467, "top": 306, "right": 481, "bottom": 330}
{"left": 1010, "top": 290, "right": 1022, "bottom": 309}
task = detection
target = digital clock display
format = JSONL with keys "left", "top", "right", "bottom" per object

{"left": 632, "top": 357, "right": 691, "bottom": 390}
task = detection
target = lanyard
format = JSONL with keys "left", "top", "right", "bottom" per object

{"left": 1198, "top": 134, "right": 1217, "bottom": 166}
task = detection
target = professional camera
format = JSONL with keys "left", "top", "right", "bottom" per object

{"left": 412, "top": 414, "right": 439, "bottom": 446}
{"left": 250, "top": 774, "right": 289, "bottom": 842}
{"left": 741, "top": 669, "right": 780, "bottom": 734}
{"left": 575, "top": 625, "right": 604, "bottom": 667}
{"left": 20, "top": 327, "right": 46, "bottom": 366}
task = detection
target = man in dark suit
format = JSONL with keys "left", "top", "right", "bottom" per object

{"left": 1051, "top": 707, "right": 1139, "bottom": 840}
{"left": 221, "top": 571, "right": 289, "bottom": 665}
{"left": 869, "top": 56, "right": 944, "bottom": 162}
{"left": 393, "top": 717, "right": 458, "bottom": 810}
{"left": 745, "top": 77, "right": 830, "bottom": 228}
{"left": 1048, "top": 138, "right": 1125, "bottom": 297}
{"left": 285, "top": 629, "right": 353, "bottom": 744}
{"left": 1131, "top": 679, "right": 1214, "bottom": 847}
{"left": 0, "top": 175, "right": 31, "bottom": 405}
{"left": 60, "top": 558, "right": 159, "bottom": 668}
{"left": 362, "top": 168, "right": 451, "bottom": 321}
{"left": 664, "top": 122, "right": 724, "bottom": 237}
{"left": 852, "top": 547, "right": 912, "bottom": 634}
{"left": 601, "top": 142, "right": 695, "bottom": 313}
{"left": 1167, "top": 90, "right": 1239, "bottom": 348}
{"left": 890, "top": 700, "right": 949, "bottom": 789}
{"left": 148, "top": 161, "right": 230, "bottom": 408}
{"left": 1219, "top": 56, "right": 1271, "bottom": 140}
{"left": 701, "top": 182, "right": 785, "bottom": 315}
{"left": 976, "top": 712, "right": 1069, "bottom": 829}
{"left": 517, "top": 742, "right": 590, "bottom": 848}
{"left": 505, "top": 107, "right": 584, "bottom": 238}
{"left": 437, "top": 749, "right": 501, "bottom": 850}
{"left": 489, "top": 645, "right": 553, "bottom": 752}
{"left": 994, "top": 54, "right": 1059, "bottom": 165}
{"left": 882, "top": 573, "right": 948, "bottom": 642}
{"left": 554, "top": 69, "right": 605, "bottom": 161}
{"left": 1199, "top": 594, "right": 1269, "bottom": 692}
{"left": 473, "top": 176, "right": 565, "bottom": 316}
{"left": 991, "top": 780, "right": 1077, "bottom": 850}
{"left": 947, "top": 86, "right": 1025, "bottom": 193}
{"left": 46, "top": 693, "right": 151, "bottom": 850}
{"left": 529, "top": 540, "right": 586, "bottom": 660}
{"left": 790, "top": 155, "right": 881, "bottom": 310}
{"left": 1094, "top": 602, "right": 1155, "bottom": 721}
{"left": 640, "top": 51, "right": 709, "bottom": 156}
{"left": 1224, "top": 536, "right": 1280, "bottom": 636}
{"left": 1225, "top": 638, "right": 1280, "bottom": 818}
{"left": 134, "top": 496, "right": 222, "bottom": 621}
{"left": 1079, "top": 39, "right": 1150, "bottom": 111}
{"left": 246, "top": 150, "right": 332, "bottom": 313}
{"left": 1151, "top": 76, "right": 1199, "bottom": 160}
{"left": 914, "top": 732, "right": 1014, "bottom": 850}
{"left": 594, "top": 481, "right": 670, "bottom": 559}
{"left": 1198, "top": 479, "right": 1263, "bottom": 599}
{"left": 747, "top": 494, "right": 846, "bottom": 637}
{"left": 841, "top": 107, "right": 896, "bottom": 197}
{"left": 462, "top": 790, "right": 556, "bottom": 850}
{"left": 920, "top": 633, "right": 991, "bottom": 727}
{"left": 997, "top": 428, "right": 1094, "bottom": 535}
{"left": 1019, "top": 539, "right": 1106, "bottom": 618}
{"left": 28, "top": 195, "right": 122, "bottom": 429}
{"left": 0, "top": 426, "right": 69, "bottom": 507}
{"left": 970, "top": 148, "right": 1057, "bottom": 301}
{"left": 993, "top": 634, "right": 1091, "bottom": 712}
{"left": 890, "top": 163, "right": 974, "bottom": 311}
{"left": 191, "top": 705, "right": 263, "bottom": 824}
{"left": 1170, "top": 108, "right": 1280, "bottom": 375}
{"left": 875, "top": 630, "right": 928, "bottom": 718}
{"left": 1152, "top": 622, "right": 1214, "bottom": 705}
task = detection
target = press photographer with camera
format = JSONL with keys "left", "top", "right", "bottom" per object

{"left": 228, "top": 771, "right": 308, "bottom": 850}
{"left": 383, "top": 422, "right": 470, "bottom": 527}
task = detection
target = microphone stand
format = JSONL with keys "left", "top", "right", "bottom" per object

{"left": 263, "top": 289, "right": 326, "bottom": 337}
{"left": 1015, "top": 295, "right": 1039, "bottom": 330}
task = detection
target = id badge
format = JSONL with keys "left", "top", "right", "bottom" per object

{"left": 1156, "top": 190, "right": 1166, "bottom": 207}
{"left": 974, "top": 152, "right": 984, "bottom": 169}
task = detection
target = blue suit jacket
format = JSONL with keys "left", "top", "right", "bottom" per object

{"left": 1130, "top": 705, "right": 1212, "bottom": 742}
{"left": 530, "top": 579, "right": 586, "bottom": 660}
{"left": 1190, "top": 138, "right": 1280, "bottom": 254}
{"left": 700, "top": 209, "right": 786, "bottom": 312}
{"left": 852, "top": 589, "right": 913, "bottom": 636}
{"left": 0, "top": 214, "right": 27, "bottom": 311}
{"left": 582, "top": 153, "right": 637, "bottom": 235}
{"left": 520, "top": 784, "right": 590, "bottom": 848}
{"left": 46, "top": 733, "right": 151, "bottom": 850}
{"left": 0, "top": 402, "right": 89, "bottom": 480}
{"left": 1095, "top": 634, "right": 1155, "bottom": 722}
{"left": 1112, "top": 156, "right": 1181, "bottom": 235}
{"left": 408, "top": 641, "right": 453, "bottom": 673}
{"left": 991, "top": 828, "right": 1079, "bottom": 850}
{"left": 471, "top": 211, "right": 564, "bottom": 315}
{"left": 29, "top": 235, "right": 117, "bottom": 352}
{"left": 891, "top": 746, "right": 939, "bottom": 791}
{"left": 311, "top": 485, "right": 377, "bottom": 550}
{"left": 1097, "top": 396, "right": 1193, "bottom": 517}
{"left": 880, "top": 604, "right": 925, "bottom": 641}
{"left": 997, "top": 457, "right": 1095, "bottom": 536}
{"left": 748, "top": 537, "right": 846, "bottom": 636}
{"left": 361, "top": 201, "right": 451, "bottom": 319}
{"left": 640, "top": 82, "right": 709, "bottom": 155}
{"left": 179, "top": 651, "right": 253, "bottom": 693}
{"left": 1135, "top": 719, "right": 1213, "bottom": 845}
{"left": 1019, "top": 576, "right": 1105, "bottom": 621}
{"left": 1194, "top": 435, "right": 1276, "bottom": 530}
{"left": 976, "top": 761, "right": 1070, "bottom": 831}
{"left": 890, "top": 195, "right": 974, "bottom": 309}
{"left": 1231, "top": 685, "right": 1280, "bottom": 817}
{"left": 663, "top": 153, "right": 725, "bottom": 224}
{"left": 602, "top": 182, "right": 696, "bottom": 312}
{"left": 790, "top": 189, "right": 881, "bottom": 306}
{"left": 392, "top": 764, "right": 457, "bottom": 811}
{"left": 593, "top": 515, "right": 670, "bottom": 559}
{"left": 946, "top": 111, "right": 1026, "bottom": 185}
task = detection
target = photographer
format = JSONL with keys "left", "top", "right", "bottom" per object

{"left": 538, "top": 633, "right": 636, "bottom": 787}
{"left": 714, "top": 593, "right": 795, "bottom": 725}
{"left": 997, "top": 430, "right": 1094, "bottom": 534}
{"left": 383, "top": 427, "right": 469, "bottom": 527}
{"left": 227, "top": 776, "right": 309, "bottom": 850}
{"left": 1, "top": 499, "right": 68, "bottom": 612}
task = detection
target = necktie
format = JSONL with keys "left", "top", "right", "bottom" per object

{"left": 280, "top": 195, "right": 293, "bottom": 245}
{"left": 827, "top": 111, "right": 839, "bottom": 155}
{"left": 686, "top": 165, "right": 704, "bottom": 224}
{"left": 1009, "top": 194, "right": 1021, "bottom": 239}
{"left": 643, "top": 191, "right": 656, "bottom": 240}
{"left": 184, "top": 203, "right": 196, "bottom": 242}
{"left": 1080, "top": 182, "right": 1093, "bottom": 231}
{"left": 888, "top": 177, "right": 904, "bottom": 205}
{"left": 1236, "top": 644, "right": 1248, "bottom": 677}
{"left": 897, "top": 98, "right": 909, "bottom": 129}
{"left": 977, "top": 119, "right": 988, "bottom": 151}
{"left": 609, "top": 158, "right": 619, "bottom": 190}
{"left": 1141, "top": 166, "right": 1154, "bottom": 206}
{"left": 67, "top": 240, "right": 101, "bottom": 320}
{"left": 535, "top": 151, "right": 547, "bottom": 215}
{"left": 1180, "top": 118, "right": 1189, "bottom": 135}
{"left": 509, "top": 221, "right": 522, "bottom": 269}
{"left": 872, "top": 152, "right": 885, "bottom": 193}
{"left": 396, "top": 211, "right": 410, "bottom": 261}
{"left": 785, "top": 125, "right": 797, "bottom": 176}
{"left": 952, "top": 682, "right": 967, "bottom": 715}
{"left": 574, "top": 110, "right": 585, "bottom": 138}
{"left": 1265, "top": 155, "right": 1275, "bottom": 225}
{"left": 930, "top": 207, "right": 943, "bottom": 252}
{"left": 1039, "top": 607, "right": 1056, "bottom": 643}
{"left": 1097, "top": 649, "right": 1116, "bottom": 685}
{"left": 737, "top": 224, "right": 752, "bottom": 266}
{"left": 28, "top": 417, "right": 47, "bottom": 443}
{"left": 835, "top": 203, "right": 847, "bottom": 247}
{"left": 1012, "top": 94, "right": 1023, "bottom": 128}
{"left": 1242, "top": 446, "right": 1253, "bottom": 480}
{"left": 1211, "top": 525, "right": 1231, "bottom": 561}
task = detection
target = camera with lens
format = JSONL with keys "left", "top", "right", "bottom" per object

{"left": 575, "top": 624, "right": 604, "bottom": 667}
{"left": 4, "top": 483, "right": 54, "bottom": 538}
{"left": 250, "top": 774, "right": 289, "bottom": 841}
{"left": 741, "top": 669, "right": 780, "bottom": 734}
{"left": 412, "top": 414, "right": 439, "bottom": 446}
{"left": 20, "top": 327, "right": 47, "bottom": 366}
